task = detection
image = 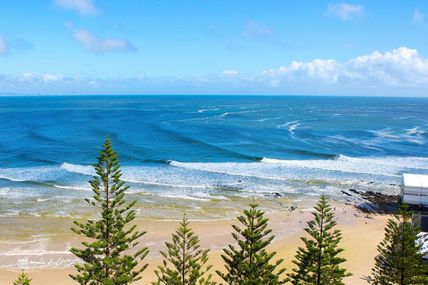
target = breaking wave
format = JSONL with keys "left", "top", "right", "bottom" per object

{"left": 169, "top": 155, "right": 428, "bottom": 185}
{"left": 1, "top": 155, "right": 427, "bottom": 193}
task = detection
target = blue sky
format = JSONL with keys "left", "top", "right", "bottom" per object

{"left": 0, "top": 0, "right": 428, "bottom": 96}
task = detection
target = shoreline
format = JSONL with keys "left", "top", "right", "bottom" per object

{"left": 0, "top": 203, "right": 389, "bottom": 284}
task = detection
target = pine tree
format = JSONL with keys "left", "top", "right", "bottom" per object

{"left": 370, "top": 204, "right": 428, "bottom": 285}
{"left": 217, "top": 202, "right": 287, "bottom": 285}
{"left": 70, "top": 138, "right": 149, "bottom": 285}
{"left": 153, "top": 215, "right": 216, "bottom": 285}
{"left": 14, "top": 271, "right": 31, "bottom": 285}
{"left": 288, "top": 194, "right": 350, "bottom": 285}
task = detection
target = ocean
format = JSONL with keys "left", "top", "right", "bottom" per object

{"left": 0, "top": 95, "right": 427, "bottom": 220}
{"left": 0, "top": 95, "right": 428, "bottom": 269}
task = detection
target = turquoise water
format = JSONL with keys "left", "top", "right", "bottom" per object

{"left": 0, "top": 95, "right": 428, "bottom": 218}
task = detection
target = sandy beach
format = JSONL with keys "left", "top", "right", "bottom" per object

{"left": 0, "top": 203, "right": 388, "bottom": 285}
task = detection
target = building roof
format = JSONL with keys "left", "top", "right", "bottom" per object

{"left": 402, "top": 173, "right": 428, "bottom": 188}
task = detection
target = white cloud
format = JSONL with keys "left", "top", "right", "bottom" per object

{"left": 0, "top": 36, "right": 8, "bottom": 54}
{"left": 72, "top": 29, "right": 135, "bottom": 54}
{"left": 413, "top": 9, "right": 425, "bottom": 23}
{"left": 55, "top": 0, "right": 97, "bottom": 16}
{"left": 262, "top": 47, "right": 428, "bottom": 87}
{"left": 223, "top": 70, "right": 239, "bottom": 77}
{"left": 328, "top": 3, "right": 364, "bottom": 21}
{"left": 18, "top": 73, "right": 67, "bottom": 83}
{"left": 263, "top": 59, "right": 340, "bottom": 84}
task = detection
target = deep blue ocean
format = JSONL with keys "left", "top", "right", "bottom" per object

{"left": 0, "top": 95, "right": 428, "bottom": 218}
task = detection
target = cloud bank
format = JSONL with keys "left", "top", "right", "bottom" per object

{"left": 1, "top": 47, "right": 428, "bottom": 96}
{"left": 261, "top": 47, "right": 428, "bottom": 88}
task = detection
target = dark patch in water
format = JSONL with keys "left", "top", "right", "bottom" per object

{"left": 155, "top": 125, "right": 260, "bottom": 161}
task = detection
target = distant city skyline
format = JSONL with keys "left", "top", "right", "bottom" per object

{"left": 1, "top": 0, "right": 428, "bottom": 96}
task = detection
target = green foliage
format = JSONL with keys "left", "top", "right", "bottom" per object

{"left": 153, "top": 215, "right": 216, "bottom": 285}
{"left": 370, "top": 204, "right": 428, "bottom": 285}
{"left": 217, "top": 202, "right": 287, "bottom": 285}
{"left": 288, "top": 194, "right": 351, "bottom": 285}
{"left": 70, "top": 138, "right": 149, "bottom": 285}
{"left": 14, "top": 271, "right": 31, "bottom": 285}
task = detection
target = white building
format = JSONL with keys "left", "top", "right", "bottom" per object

{"left": 417, "top": 232, "right": 428, "bottom": 260}
{"left": 401, "top": 173, "right": 428, "bottom": 207}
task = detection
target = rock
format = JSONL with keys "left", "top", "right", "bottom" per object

{"left": 349, "top": 189, "right": 361, "bottom": 195}
{"left": 355, "top": 191, "right": 400, "bottom": 214}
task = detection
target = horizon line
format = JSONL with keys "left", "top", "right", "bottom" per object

{"left": 1, "top": 93, "right": 428, "bottom": 99}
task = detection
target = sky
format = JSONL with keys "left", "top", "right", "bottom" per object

{"left": 0, "top": 0, "right": 428, "bottom": 96}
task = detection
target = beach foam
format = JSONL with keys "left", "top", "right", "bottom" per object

{"left": 170, "top": 155, "right": 428, "bottom": 181}
{"left": 1, "top": 155, "right": 427, "bottom": 199}
{"left": 261, "top": 155, "right": 428, "bottom": 176}
{"left": 60, "top": 163, "right": 93, "bottom": 176}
